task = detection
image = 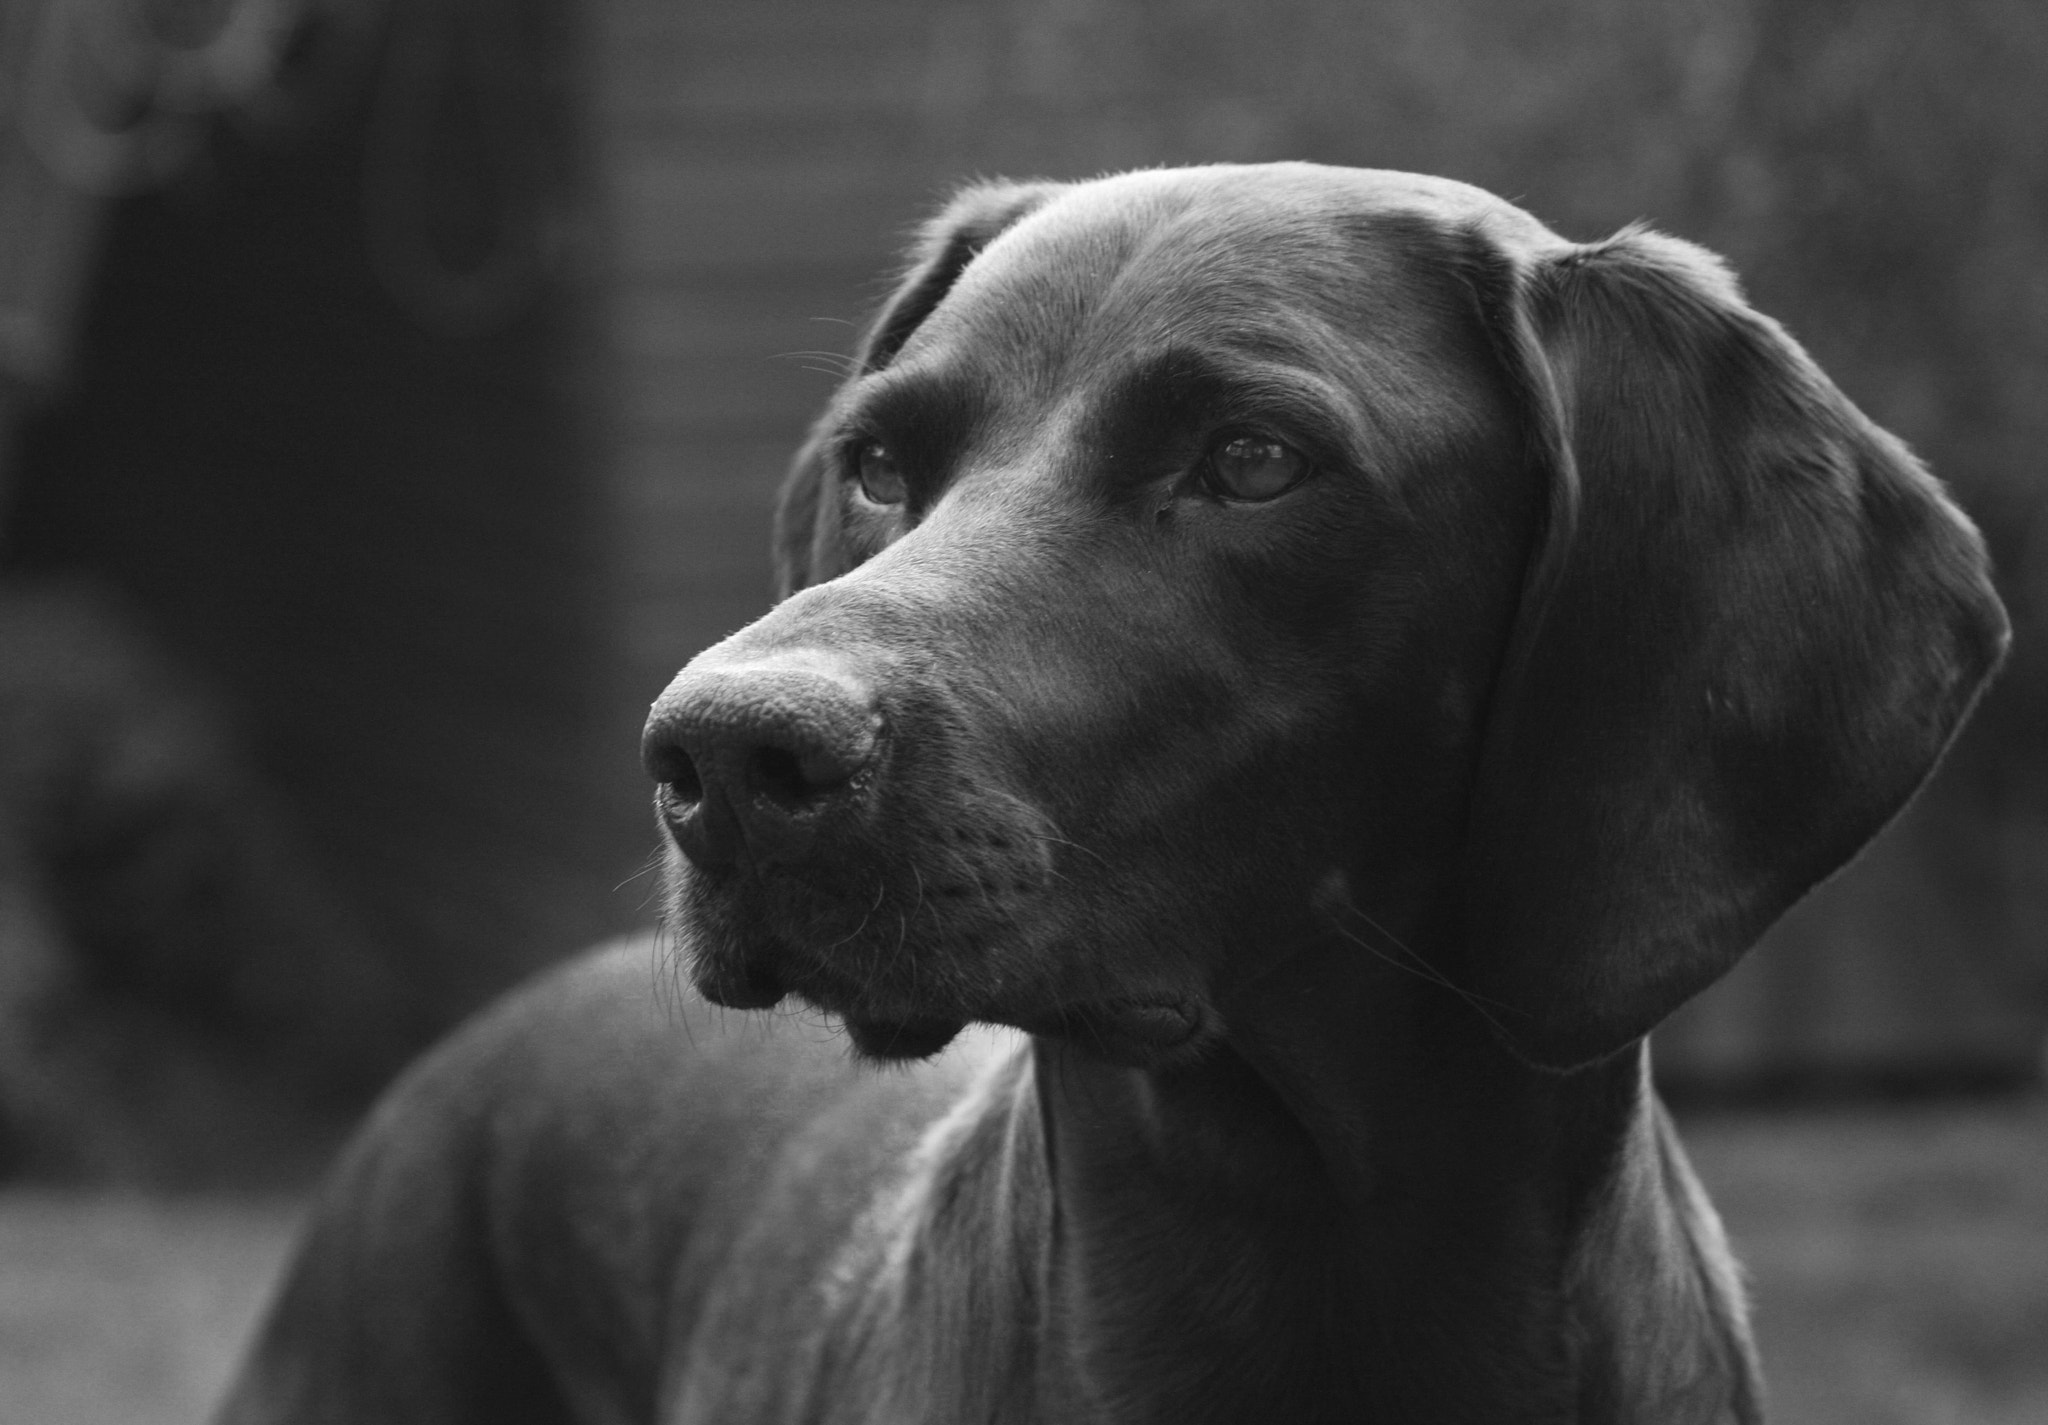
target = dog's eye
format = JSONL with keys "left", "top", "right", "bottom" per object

{"left": 853, "top": 441, "right": 909, "bottom": 506}
{"left": 1199, "top": 435, "right": 1309, "bottom": 502}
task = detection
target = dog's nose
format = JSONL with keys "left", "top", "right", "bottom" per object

{"left": 641, "top": 660, "right": 879, "bottom": 869}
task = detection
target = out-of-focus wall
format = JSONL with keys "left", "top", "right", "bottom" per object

{"left": 1, "top": 1, "right": 642, "bottom": 1148}
{"left": 592, "top": 0, "right": 2048, "bottom": 1083}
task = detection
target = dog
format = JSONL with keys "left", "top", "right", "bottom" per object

{"left": 217, "top": 164, "right": 2007, "bottom": 1424}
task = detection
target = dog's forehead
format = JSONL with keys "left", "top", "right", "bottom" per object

{"left": 876, "top": 166, "right": 1546, "bottom": 464}
{"left": 898, "top": 164, "right": 1548, "bottom": 387}
{"left": 1021, "top": 163, "right": 1542, "bottom": 254}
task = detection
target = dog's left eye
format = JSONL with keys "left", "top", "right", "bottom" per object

{"left": 853, "top": 441, "right": 909, "bottom": 506}
{"left": 1198, "top": 435, "right": 1310, "bottom": 502}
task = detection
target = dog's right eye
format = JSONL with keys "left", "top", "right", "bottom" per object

{"left": 853, "top": 441, "right": 909, "bottom": 506}
{"left": 1198, "top": 434, "right": 1311, "bottom": 502}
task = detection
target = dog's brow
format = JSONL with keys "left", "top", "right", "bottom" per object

{"left": 835, "top": 365, "right": 984, "bottom": 453}
{"left": 1091, "top": 346, "right": 1378, "bottom": 472}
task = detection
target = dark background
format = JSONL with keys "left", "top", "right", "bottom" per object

{"left": 0, "top": 1, "right": 2043, "bottom": 1419}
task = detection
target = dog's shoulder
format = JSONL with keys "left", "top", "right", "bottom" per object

{"left": 255, "top": 935, "right": 1019, "bottom": 1423}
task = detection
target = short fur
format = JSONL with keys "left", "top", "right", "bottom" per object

{"left": 218, "top": 164, "right": 2007, "bottom": 1425}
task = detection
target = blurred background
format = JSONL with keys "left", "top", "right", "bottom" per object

{"left": 0, "top": 0, "right": 2043, "bottom": 1420}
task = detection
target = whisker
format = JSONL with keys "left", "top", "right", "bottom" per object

{"left": 886, "top": 910, "right": 910, "bottom": 990}
{"left": 1021, "top": 825, "right": 1112, "bottom": 872}
{"left": 613, "top": 853, "right": 663, "bottom": 894}
{"left": 771, "top": 349, "right": 860, "bottom": 376}
{"left": 1326, "top": 918, "right": 1517, "bottom": 1041}
{"left": 824, "top": 879, "right": 888, "bottom": 952}
{"left": 1339, "top": 901, "right": 1524, "bottom": 1016}
{"left": 931, "top": 844, "right": 999, "bottom": 909}
{"left": 648, "top": 919, "right": 699, "bottom": 1051}
{"left": 1322, "top": 898, "right": 1527, "bottom": 1043}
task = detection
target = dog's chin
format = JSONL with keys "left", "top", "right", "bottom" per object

{"left": 687, "top": 926, "right": 1217, "bottom": 1066}
{"left": 692, "top": 958, "right": 788, "bottom": 1011}
{"left": 839, "top": 998, "right": 1213, "bottom": 1069}
{"left": 841, "top": 1014, "right": 967, "bottom": 1062}
{"left": 677, "top": 899, "right": 1214, "bottom": 1069}
{"left": 685, "top": 942, "right": 966, "bottom": 1061}
{"left": 696, "top": 957, "right": 1212, "bottom": 1070}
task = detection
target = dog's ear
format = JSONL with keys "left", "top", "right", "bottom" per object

{"left": 771, "top": 181, "right": 1060, "bottom": 598}
{"left": 1458, "top": 226, "right": 2009, "bottom": 1072}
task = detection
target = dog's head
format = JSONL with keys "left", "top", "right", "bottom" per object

{"left": 644, "top": 165, "right": 2006, "bottom": 1072}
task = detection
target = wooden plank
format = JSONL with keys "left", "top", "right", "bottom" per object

{"left": 615, "top": 435, "right": 796, "bottom": 511}
{"left": 607, "top": 154, "right": 939, "bottom": 275}
{"left": 624, "top": 591, "right": 779, "bottom": 686}
{"left": 610, "top": 277, "right": 867, "bottom": 365}
{"left": 613, "top": 353, "right": 835, "bottom": 439}
{"left": 605, "top": 112, "right": 935, "bottom": 177}
{"left": 605, "top": 272, "right": 874, "bottom": 435}
{"left": 598, "top": 41, "right": 942, "bottom": 124}
{"left": 612, "top": 435, "right": 784, "bottom": 595}
{"left": 600, "top": 2, "right": 943, "bottom": 42}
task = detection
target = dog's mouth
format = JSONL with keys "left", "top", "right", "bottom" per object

{"left": 836, "top": 995, "right": 1208, "bottom": 1067}
{"left": 689, "top": 920, "right": 1211, "bottom": 1067}
{"left": 670, "top": 797, "right": 1217, "bottom": 1067}
{"left": 687, "top": 930, "right": 970, "bottom": 1059}
{"left": 673, "top": 816, "right": 1040, "bottom": 1057}
{"left": 703, "top": 959, "right": 970, "bottom": 1063}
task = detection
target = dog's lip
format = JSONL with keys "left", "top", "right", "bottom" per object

{"left": 691, "top": 948, "right": 964, "bottom": 1056}
{"left": 693, "top": 958, "right": 788, "bottom": 1011}
{"left": 749, "top": 956, "right": 973, "bottom": 1038}
{"left": 775, "top": 952, "right": 1204, "bottom": 1049}
{"left": 686, "top": 920, "right": 1207, "bottom": 1063}
{"left": 835, "top": 996, "right": 1204, "bottom": 1067}
{"left": 1019, "top": 995, "right": 1205, "bottom": 1051}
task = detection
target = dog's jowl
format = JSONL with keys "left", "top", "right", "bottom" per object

{"left": 218, "top": 164, "right": 2008, "bottom": 1425}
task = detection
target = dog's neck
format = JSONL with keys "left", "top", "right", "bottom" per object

{"left": 820, "top": 967, "right": 1758, "bottom": 1424}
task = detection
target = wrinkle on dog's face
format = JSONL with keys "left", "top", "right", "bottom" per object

{"left": 668, "top": 168, "right": 1540, "bottom": 1065}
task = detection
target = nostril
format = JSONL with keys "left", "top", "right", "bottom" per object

{"left": 643, "top": 661, "right": 879, "bottom": 855}
{"left": 646, "top": 744, "right": 703, "bottom": 807}
{"left": 747, "top": 744, "right": 852, "bottom": 811}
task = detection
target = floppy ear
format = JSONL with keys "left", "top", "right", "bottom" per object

{"left": 1457, "top": 226, "right": 2010, "bottom": 1072}
{"left": 771, "top": 180, "right": 1061, "bottom": 598}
